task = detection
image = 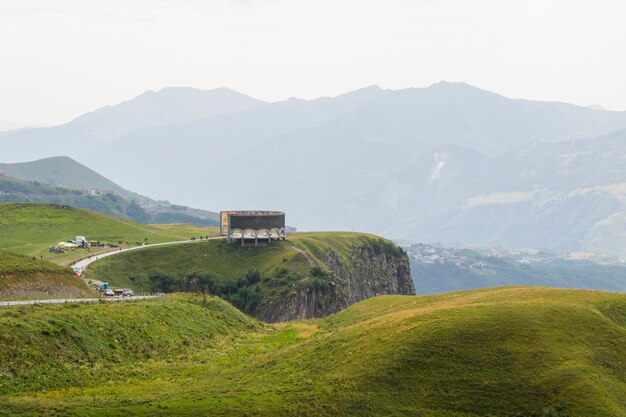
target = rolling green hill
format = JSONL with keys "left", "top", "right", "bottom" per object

{"left": 0, "top": 174, "right": 219, "bottom": 226}
{"left": 0, "top": 156, "right": 140, "bottom": 201}
{"left": 0, "top": 156, "right": 220, "bottom": 226}
{"left": 88, "top": 232, "right": 414, "bottom": 321}
{"left": 0, "top": 203, "right": 218, "bottom": 264}
{"left": 0, "top": 174, "right": 156, "bottom": 223}
{"left": 0, "top": 249, "right": 92, "bottom": 299}
{"left": 1, "top": 287, "right": 625, "bottom": 416}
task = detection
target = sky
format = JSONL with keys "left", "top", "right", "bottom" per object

{"left": 0, "top": 0, "right": 625, "bottom": 126}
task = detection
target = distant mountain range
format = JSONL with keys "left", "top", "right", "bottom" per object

{"left": 3, "top": 82, "right": 626, "bottom": 255}
{"left": 0, "top": 86, "right": 264, "bottom": 162}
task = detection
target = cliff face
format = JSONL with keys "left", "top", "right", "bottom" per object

{"left": 257, "top": 241, "right": 415, "bottom": 322}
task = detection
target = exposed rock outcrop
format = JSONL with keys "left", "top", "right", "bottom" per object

{"left": 257, "top": 241, "right": 415, "bottom": 322}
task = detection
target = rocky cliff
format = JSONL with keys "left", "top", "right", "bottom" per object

{"left": 257, "top": 239, "right": 415, "bottom": 322}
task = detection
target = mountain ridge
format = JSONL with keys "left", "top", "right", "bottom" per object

{"left": 4, "top": 82, "right": 626, "bottom": 255}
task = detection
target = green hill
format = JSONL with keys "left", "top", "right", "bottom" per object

{"left": 87, "top": 232, "right": 414, "bottom": 321}
{"left": 0, "top": 156, "right": 140, "bottom": 201}
{"left": 1, "top": 287, "right": 625, "bottom": 416}
{"left": 0, "top": 156, "right": 220, "bottom": 226}
{"left": 0, "top": 174, "right": 157, "bottom": 223}
{"left": 0, "top": 203, "right": 217, "bottom": 264}
{"left": 0, "top": 249, "right": 92, "bottom": 300}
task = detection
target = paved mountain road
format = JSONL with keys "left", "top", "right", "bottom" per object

{"left": 0, "top": 237, "right": 225, "bottom": 308}
{"left": 72, "top": 236, "right": 225, "bottom": 271}
{"left": 0, "top": 295, "right": 162, "bottom": 307}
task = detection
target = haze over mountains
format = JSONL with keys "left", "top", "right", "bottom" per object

{"left": 3, "top": 82, "right": 626, "bottom": 255}
{"left": 0, "top": 118, "right": 23, "bottom": 132}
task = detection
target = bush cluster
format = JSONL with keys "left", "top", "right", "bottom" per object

{"left": 149, "top": 270, "right": 263, "bottom": 314}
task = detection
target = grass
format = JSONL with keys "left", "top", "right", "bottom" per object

{"left": 0, "top": 249, "right": 92, "bottom": 300}
{"left": 0, "top": 287, "right": 625, "bottom": 416}
{"left": 0, "top": 203, "right": 218, "bottom": 264}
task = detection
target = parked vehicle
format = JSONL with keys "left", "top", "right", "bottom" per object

{"left": 122, "top": 289, "right": 134, "bottom": 297}
{"left": 104, "top": 289, "right": 115, "bottom": 297}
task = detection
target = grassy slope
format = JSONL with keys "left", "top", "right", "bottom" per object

{"left": 0, "top": 249, "right": 92, "bottom": 299}
{"left": 1, "top": 287, "right": 625, "bottom": 416}
{"left": 0, "top": 203, "right": 218, "bottom": 264}
{"left": 87, "top": 231, "right": 390, "bottom": 291}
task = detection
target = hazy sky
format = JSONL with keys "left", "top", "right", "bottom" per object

{"left": 1, "top": 0, "right": 625, "bottom": 125}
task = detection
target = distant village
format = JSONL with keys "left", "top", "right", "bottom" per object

{"left": 404, "top": 243, "right": 625, "bottom": 267}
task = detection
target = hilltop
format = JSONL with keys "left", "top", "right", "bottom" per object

{"left": 88, "top": 232, "right": 414, "bottom": 321}
{"left": 1, "top": 287, "right": 625, "bottom": 416}
{"left": 0, "top": 249, "right": 91, "bottom": 300}
{"left": 0, "top": 203, "right": 217, "bottom": 265}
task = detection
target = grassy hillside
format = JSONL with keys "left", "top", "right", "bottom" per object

{"left": 0, "top": 175, "right": 156, "bottom": 223}
{"left": 0, "top": 203, "right": 218, "bottom": 264}
{"left": 1, "top": 287, "right": 625, "bottom": 416}
{"left": 0, "top": 156, "right": 220, "bottom": 226}
{"left": 0, "top": 156, "right": 140, "bottom": 201}
{"left": 0, "top": 172, "right": 219, "bottom": 227}
{"left": 0, "top": 249, "right": 92, "bottom": 299}
{"left": 87, "top": 232, "right": 410, "bottom": 319}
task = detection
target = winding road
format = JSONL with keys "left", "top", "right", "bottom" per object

{"left": 0, "top": 236, "right": 225, "bottom": 308}
{"left": 72, "top": 236, "right": 225, "bottom": 271}
{"left": 0, "top": 295, "right": 162, "bottom": 307}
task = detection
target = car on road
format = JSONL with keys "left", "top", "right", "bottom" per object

{"left": 122, "top": 289, "right": 134, "bottom": 297}
{"left": 104, "top": 289, "right": 115, "bottom": 297}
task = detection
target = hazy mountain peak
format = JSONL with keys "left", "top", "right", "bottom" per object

{"left": 348, "top": 84, "right": 384, "bottom": 93}
{"left": 64, "top": 86, "right": 265, "bottom": 142}
{"left": 334, "top": 85, "right": 385, "bottom": 101}
{"left": 428, "top": 80, "right": 475, "bottom": 89}
{"left": 426, "top": 80, "right": 506, "bottom": 99}
{"left": 0, "top": 118, "right": 23, "bottom": 132}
